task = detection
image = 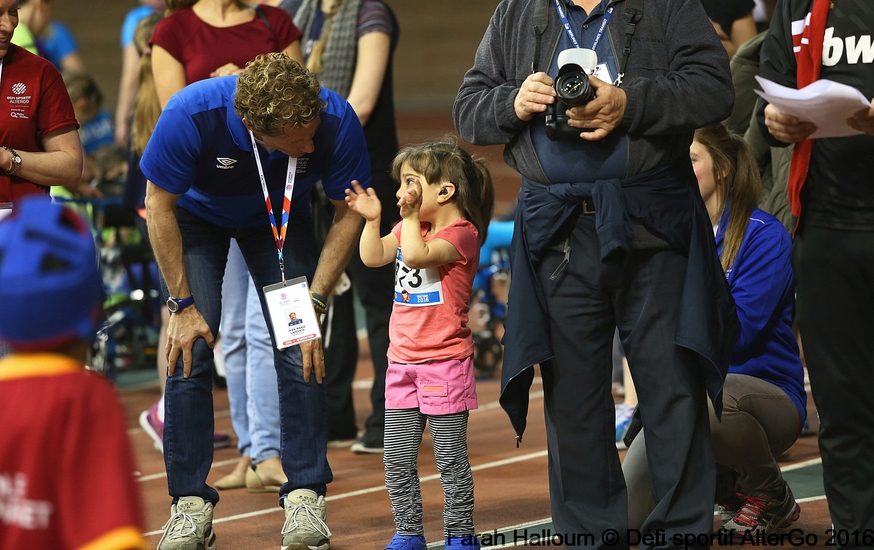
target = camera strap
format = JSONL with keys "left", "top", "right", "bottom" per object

{"left": 616, "top": 0, "right": 644, "bottom": 87}
{"left": 531, "top": 0, "right": 644, "bottom": 86}
{"left": 532, "top": 0, "right": 549, "bottom": 72}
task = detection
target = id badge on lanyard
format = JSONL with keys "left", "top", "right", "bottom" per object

{"left": 263, "top": 276, "right": 321, "bottom": 349}
{"left": 249, "top": 130, "right": 321, "bottom": 349}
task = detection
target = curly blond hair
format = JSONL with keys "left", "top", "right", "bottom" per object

{"left": 234, "top": 53, "right": 323, "bottom": 136}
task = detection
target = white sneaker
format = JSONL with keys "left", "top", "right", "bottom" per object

{"left": 157, "top": 496, "right": 216, "bottom": 550}
{"left": 280, "top": 489, "right": 331, "bottom": 550}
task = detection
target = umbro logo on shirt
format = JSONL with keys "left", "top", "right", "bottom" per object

{"left": 216, "top": 157, "right": 237, "bottom": 170}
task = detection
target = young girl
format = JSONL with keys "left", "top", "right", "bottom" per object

{"left": 345, "top": 139, "right": 494, "bottom": 550}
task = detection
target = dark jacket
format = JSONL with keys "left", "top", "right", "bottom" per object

{"left": 756, "top": 0, "right": 874, "bottom": 230}
{"left": 453, "top": 0, "right": 734, "bottom": 180}
{"left": 453, "top": 0, "right": 738, "bottom": 440}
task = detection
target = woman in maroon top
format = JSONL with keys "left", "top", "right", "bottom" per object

{"left": 151, "top": 0, "right": 303, "bottom": 107}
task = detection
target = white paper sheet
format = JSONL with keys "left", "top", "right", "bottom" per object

{"left": 755, "top": 76, "right": 872, "bottom": 139}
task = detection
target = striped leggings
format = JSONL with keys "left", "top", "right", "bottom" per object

{"left": 384, "top": 409, "right": 474, "bottom": 537}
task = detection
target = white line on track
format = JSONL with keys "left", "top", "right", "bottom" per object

{"left": 144, "top": 449, "right": 549, "bottom": 537}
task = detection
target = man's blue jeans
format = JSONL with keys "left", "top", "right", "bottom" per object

{"left": 162, "top": 208, "right": 331, "bottom": 505}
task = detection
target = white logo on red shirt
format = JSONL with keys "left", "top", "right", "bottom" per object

{"left": 0, "top": 473, "right": 54, "bottom": 529}
{"left": 6, "top": 81, "right": 31, "bottom": 106}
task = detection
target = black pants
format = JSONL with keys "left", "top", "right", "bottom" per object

{"left": 320, "top": 169, "right": 397, "bottom": 442}
{"left": 793, "top": 226, "right": 874, "bottom": 547}
{"left": 323, "top": 253, "right": 393, "bottom": 440}
{"left": 538, "top": 216, "right": 714, "bottom": 550}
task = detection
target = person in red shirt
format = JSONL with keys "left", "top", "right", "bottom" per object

{"left": 0, "top": 196, "right": 145, "bottom": 550}
{"left": 0, "top": 0, "right": 83, "bottom": 209}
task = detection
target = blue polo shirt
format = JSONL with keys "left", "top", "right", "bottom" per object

{"left": 531, "top": 0, "right": 628, "bottom": 181}
{"left": 140, "top": 76, "right": 371, "bottom": 228}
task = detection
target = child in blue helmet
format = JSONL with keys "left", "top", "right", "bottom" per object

{"left": 0, "top": 196, "right": 145, "bottom": 550}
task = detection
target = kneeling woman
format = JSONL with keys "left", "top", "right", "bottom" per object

{"left": 623, "top": 123, "right": 806, "bottom": 536}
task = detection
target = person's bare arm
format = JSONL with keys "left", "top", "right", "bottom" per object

{"left": 567, "top": 76, "right": 627, "bottom": 142}
{"left": 282, "top": 39, "right": 304, "bottom": 65}
{"left": 115, "top": 43, "right": 141, "bottom": 144}
{"left": 145, "top": 181, "right": 214, "bottom": 377}
{"left": 763, "top": 103, "right": 817, "bottom": 143}
{"left": 848, "top": 99, "right": 874, "bottom": 135}
{"left": 299, "top": 193, "right": 363, "bottom": 383}
{"left": 1, "top": 128, "right": 83, "bottom": 186}
{"left": 152, "top": 45, "right": 187, "bottom": 108}
{"left": 396, "top": 182, "right": 462, "bottom": 269}
{"left": 345, "top": 179, "right": 396, "bottom": 267}
{"left": 60, "top": 51, "right": 86, "bottom": 75}
{"left": 310, "top": 194, "right": 362, "bottom": 299}
{"left": 346, "top": 31, "right": 390, "bottom": 126}
{"left": 513, "top": 72, "right": 556, "bottom": 122}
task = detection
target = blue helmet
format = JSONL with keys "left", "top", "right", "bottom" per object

{"left": 0, "top": 197, "right": 105, "bottom": 350}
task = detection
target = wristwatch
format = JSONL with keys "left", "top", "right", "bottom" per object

{"left": 0, "top": 147, "right": 22, "bottom": 176}
{"left": 166, "top": 296, "right": 195, "bottom": 314}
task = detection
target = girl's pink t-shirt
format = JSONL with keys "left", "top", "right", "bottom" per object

{"left": 388, "top": 218, "right": 480, "bottom": 364}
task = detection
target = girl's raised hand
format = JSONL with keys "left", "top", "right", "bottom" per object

{"left": 397, "top": 181, "right": 422, "bottom": 219}
{"left": 345, "top": 180, "right": 382, "bottom": 222}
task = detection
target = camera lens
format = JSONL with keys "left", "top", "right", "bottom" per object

{"left": 554, "top": 64, "right": 594, "bottom": 107}
{"left": 560, "top": 74, "right": 585, "bottom": 96}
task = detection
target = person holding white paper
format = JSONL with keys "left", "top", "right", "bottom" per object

{"left": 757, "top": 0, "right": 874, "bottom": 543}
{"left": 141, "top": 53, "right": 369, "bottom": 550}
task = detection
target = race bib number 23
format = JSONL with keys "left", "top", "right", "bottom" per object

{"left": 394, "top": 248, "right": 443, "bottom": 307}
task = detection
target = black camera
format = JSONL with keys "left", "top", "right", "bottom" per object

{"left": 544, "top": 49, "right": 598, "bottom": 140}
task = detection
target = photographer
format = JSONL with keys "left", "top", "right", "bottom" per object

{"left": 454, "top": 0, "right": 737, "bottom": 547}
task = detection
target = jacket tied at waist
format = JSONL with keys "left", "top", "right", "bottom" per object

{"left": 499, "top": 162, "right": 739, "bottom": 442}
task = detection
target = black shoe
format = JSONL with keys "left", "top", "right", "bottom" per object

{"left": 350, "top": 434, "right": 383, "bottom": 454}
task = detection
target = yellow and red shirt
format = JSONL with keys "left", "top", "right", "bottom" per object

{"left": 0, "top": 353, "right": 144, "bottom": 550}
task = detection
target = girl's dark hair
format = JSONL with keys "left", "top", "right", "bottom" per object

{"left": 390, "top": 137, "right": 494, "bottom": 245}
{"left": 694, "top": 123, "right": 763, "bottom": 271}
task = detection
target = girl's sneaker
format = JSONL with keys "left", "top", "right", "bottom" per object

{"left": 445, "top": 535, "right": 480, "bottom": 549}
{"left": 139, "top": 401, "right": 232, "bottom": 453}
{"left": 384, "top": 533, "right": 426, "bottom": 550}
